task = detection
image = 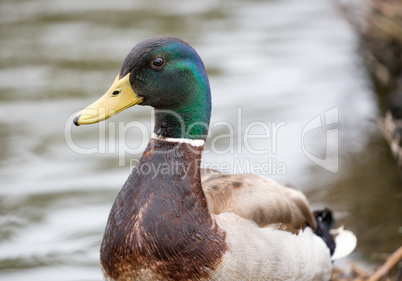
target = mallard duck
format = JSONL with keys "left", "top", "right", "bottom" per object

{"left": 73, "top": 36, "right": 356, "bottom": 281}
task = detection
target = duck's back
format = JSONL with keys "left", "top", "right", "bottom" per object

{"left": 201, "top": 169, "right": 316, "bottom": 231}
{"left": 201, "top": 169, "right": 332, "bottom": 281}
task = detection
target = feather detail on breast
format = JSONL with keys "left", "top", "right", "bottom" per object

{"left": 201, "top": 169, "right": 316, "bottom": 234}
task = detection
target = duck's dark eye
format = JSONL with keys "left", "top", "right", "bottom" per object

{"left": 152, "top": 57, "right": 164, "bottom": 68}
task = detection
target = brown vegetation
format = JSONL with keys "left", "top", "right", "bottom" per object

{"left": 332, "top": 1, "right": 402, "bottom": 280}
{"left": 338, "top": 0, "right": 402, "bottom": 167}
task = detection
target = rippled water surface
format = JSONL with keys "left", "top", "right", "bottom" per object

{"left": 1, "top": 0, "right": 401, "bottom": 280}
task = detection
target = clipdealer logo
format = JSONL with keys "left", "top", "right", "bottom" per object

{"left": 302, "top": 106, "right": 339, "bottom": 173}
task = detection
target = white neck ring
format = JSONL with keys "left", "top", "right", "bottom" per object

{"left": 152, "top": 133, "right": 205, "bottom": 147}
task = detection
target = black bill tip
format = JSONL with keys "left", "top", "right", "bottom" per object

{"left": 73, "top": 113, "right": 82, "bottom": 126}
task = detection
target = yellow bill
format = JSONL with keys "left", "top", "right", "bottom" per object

{"left": 73, "top": 73, "right": 143, "bottom": 126}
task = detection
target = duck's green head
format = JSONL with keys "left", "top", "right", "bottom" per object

{"left": 73, "top": 36, "right": 211, "bottom": 140}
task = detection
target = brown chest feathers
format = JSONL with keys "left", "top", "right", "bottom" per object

{"left": 100, "top": 139, "right": 227, "bottom": 281}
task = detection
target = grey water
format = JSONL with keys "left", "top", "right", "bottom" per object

{"left": 0, "top": 0, "right": 401, "bottom": 280}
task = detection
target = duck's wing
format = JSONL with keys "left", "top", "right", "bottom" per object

{"left": 201, "top": 169, "right": 316, "bottom": 233}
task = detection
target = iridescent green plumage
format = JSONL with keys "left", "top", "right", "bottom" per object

{"left": 119, "top": 37, "right": 212, "bottom": 140}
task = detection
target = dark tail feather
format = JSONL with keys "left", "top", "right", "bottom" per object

{"left": 313, "top": 208, "right": 336, "bottom": 255}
